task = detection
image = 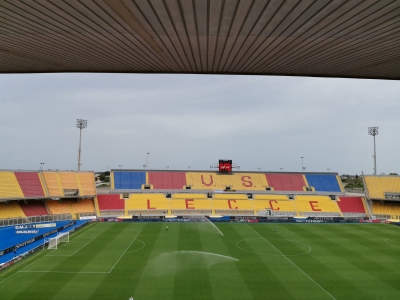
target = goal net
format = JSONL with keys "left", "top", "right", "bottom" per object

{"left": 47, "top": 232, "right": 69, "bottom": 250}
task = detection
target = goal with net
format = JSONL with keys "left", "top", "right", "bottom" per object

{"left": 47, "top": 232, "right": 69, "bottom": 250}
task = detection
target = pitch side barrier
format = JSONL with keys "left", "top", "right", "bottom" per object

{"left": 99, "top": 215, "right": 384, "bottom": 224}
{"left": 0, "top": 221, "right": 76, "bottom": 257}
{"left": 0, "top": 220, "right": 91, "bottom": 271}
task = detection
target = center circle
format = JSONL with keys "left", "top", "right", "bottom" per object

{"left": 236, "top": 238, "right": 311, "bottom": 256}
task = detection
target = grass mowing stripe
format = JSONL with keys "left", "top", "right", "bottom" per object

{"left": 108, "top": 230, "right": 141, "bottom": 273}
{"left": 230, "top": 223, "right": 296, "bottom": 299}
{"left": 247, "top": 224, "right": 336, "bottom": 300}
{"left": 8, "top": 223, "right": 130, "bottom": 300}
{"left": 87, "top": 223, "right": 160, "bottom": 300}
{"left": 0, "top": 222, "right": 98, "bottom": 280}
{"left": 173, "top": 222, "right": 214, "bottom": 300}
{"left": 285, "top": 224, "right": 400, "bottom": 298}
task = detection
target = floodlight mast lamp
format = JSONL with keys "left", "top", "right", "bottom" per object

{"left": 76, "top": 119, "right": 87, "bottom": 171}
{"left": 368, "top": 127, "right": 379, "bottom": 175}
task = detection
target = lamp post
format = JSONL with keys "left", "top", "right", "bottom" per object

{"left": 76, "top": 119, "right": 87, "bottom": 171}
{"left": 40, "top": 162, "right": 45, "bottom": 171}
{"left": 327, "top": 168, "right": 330, "bottom": 172}
{"left": 119, "top": 165, "right": 122, "bottom": 169}
{"left": 280, "top": 168, "right": 283, "bottom": 172}
{"left": 146, "top": 152, "right": 150, "bottom": 170}
{"left": 166, "top": 166, "right": 169, "bottom": 170}
{"left": 301, "top": 157, "right": 304, "bottom": 171}
{"left": 368, "top": 127, "right": 379, "bottom": 175}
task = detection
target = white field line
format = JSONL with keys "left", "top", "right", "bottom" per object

{"left": 206, "top": 218, "right": 224, "bottom": 236}
{"left": 47, "top": 237, "right": 96, "bottom": 257}
{"left": 247, "top": 225, "right": 336, "bottom": 300}
{"left": 0, "top": 222, "right": 99, "bottom": 284}
{"left": 108, "top": 230, "right": 142, "bottom": 273}
{"left": 125, "top": 240, "right": 145, "bottom": 254}
{"left": 174, "top": 251, "right": 239, "bottom": 261}
{"left": 71, "top": 222, "right": 99, "bottom": 239}
{"left": 18, "top": 271, "right": 108, "bottom": 274}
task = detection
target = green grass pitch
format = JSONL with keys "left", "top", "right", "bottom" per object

{"left": 1, "top": 221, "right": 400, "bottom": 300}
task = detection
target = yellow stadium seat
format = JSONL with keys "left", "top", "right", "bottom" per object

{"left": 229, "top": 173, "right": 269, "bottom": 190}
{"left": 253, "top": 194, "right": 289, "bottom": 200}
{"left": 0, "top": 202, "right": 26, "bottom": 219}
{"left": 71, "top": 199, "right": 95, "bottom": 214}
{"left": 213, "top": 194, "right": 248, "bottom": 200}
{"left": 254, "top": 200, "right": 295, "bottom": 212}
{"left": 78, "top": 172, "right": 96, "bottom": 196}
{"left": 46, "top": 200, "right": 71, "bottom": 214}
{"left": 294, "top": 196, "right": 340, "bottom": 213}
{"left": 126, "top": 194, "right": 169, "bottom": 210}
{"left": 212, "top": 199, "right": 254, "bottom": 210}
{"left": 172, "top": 193, "right": 207, "bottom": 199}
{"left": 59, "top": 172, "right": 79, "bottom": 190}
{"left": 170, "top": 199, "right": 212, "bottom": 210}
{"left": 186, "top": 172, "right": 224, "bottom": 189}
{"left": 372, "top": 201, "right": 400, "bottom": 216}
{"left": 365, "top": 176, "right": 400, "bottom": 199}
{"left": 42, "top": 172, "right": 63, "bottom": 197}
{"left": 0, "top": 172, "right": 24, "bottom": 199}
{"left": 185, "top": 172, "right": 268, "bottom": 190}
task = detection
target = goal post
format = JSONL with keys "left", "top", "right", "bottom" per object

{"left": 47, "top": 232, "right": 69, "bottom": 250}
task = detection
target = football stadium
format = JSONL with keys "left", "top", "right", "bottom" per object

{"left": 1, "top": 1, "right": 400, "bottom": 300}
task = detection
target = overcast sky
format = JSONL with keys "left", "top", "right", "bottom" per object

{"left": 0, "top": 73, "right": 399, "bottom": 175}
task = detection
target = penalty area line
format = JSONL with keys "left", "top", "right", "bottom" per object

{"left": 247, "top": 224, "right": 336, "bottom": 300}
{"left": 47, "top": 237, "right": 97, "bottom": 257}
{"left": 108, "top": 230, "right": 142, "bottom": 273}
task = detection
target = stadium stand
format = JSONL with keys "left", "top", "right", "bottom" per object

{"left": 372, "top": 201, "right": 400, "bottom": 216}
{"left": 305, "top": 174, "right": 342, "bottom": 192}
{"left": 58, "top": 172, "right": 79, "bottom": 190}
{"left": 253, "top": 194, "right": 289, "bottom": 200}
{"left": 14, "top": 172, "right": 45, "bottom": 198}
{"left": 0, "top": 202, "right": 26, "bottom": 219}
{"left": 42, "top": 172, "right": 63, "bottom": 197}
{"left": 71, "top": 199, "right": 95, "bottom": 214}
{"left": 19, "top": 200, "right": 48, "bottom": 216}
{"left": 126, "top": 194, "right": 169, "bottom": 210}
{"left": 148, "top": 172, "right": 187, "bottom": 189}
{"left": 114, "top": 171, "right": 146, "bottom": 189}
{"left": 364, "top": 175, "right": 400, "bottom": 200}
{"left": 265, "top": 173, "right": 305, "bottom": 191}
{"left": 97, "top": 194, "right": 124, "bottom": 210}
{"left": 230, "top": 173, "right": 269, "bottom": 190}
{"left": 170, "top": 199, "right": 212, "bottom": 210}
{"left": 337, "top": 197, "right": 366, "bottom": 213}
{"left": 172, "top": 193, "right": 207, "bottom": 199}
{"left": 46, "top": 201, "right": 72, "bottom": 215}
{"left": 213, "top": 194, "right": 248, "bottom": 200}
{"left": 0, "top": 171, "right": 24, "bottom": 199}
{"left": 185, "top": 172, "right": 269, "bottom": 190}
{"left": 294, "top": 196, "right": 341, "bottom": 216}
{"left": 212, "top": 199, "right": 254, "bottom": 210}
{"left": 254, "top": 199, "right": 296, "bottom": 212}
{"left": 78, "top": 172, "right": 96, "bottom": 196}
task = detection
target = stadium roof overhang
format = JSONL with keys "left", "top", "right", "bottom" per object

{"left": 1, "top": 0, "right": 400, "bottom": 80}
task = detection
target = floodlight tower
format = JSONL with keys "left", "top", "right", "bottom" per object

{"left": 76, "top": 119, "right": 87, "bottom": 171}
{"left": 368, "top": 127, "right": 379, "bottom": 175}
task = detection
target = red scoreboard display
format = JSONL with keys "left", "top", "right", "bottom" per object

{"left": 218, "top": 160, "right": 232, "bottom": 173}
